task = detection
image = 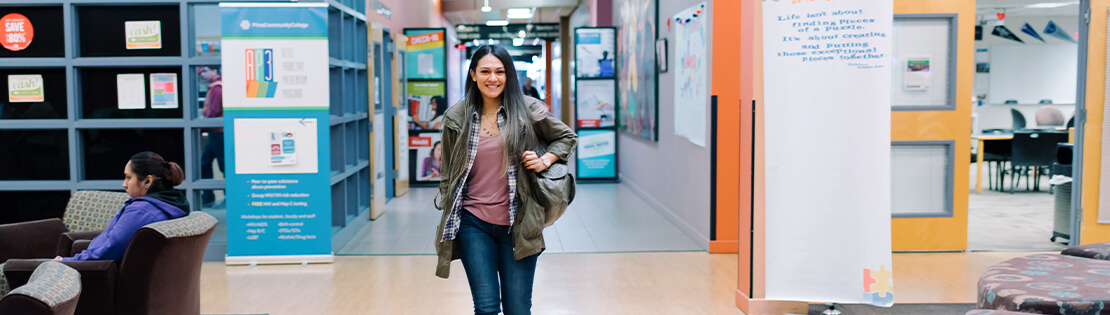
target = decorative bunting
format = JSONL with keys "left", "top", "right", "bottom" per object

{"left": 992, "top": 25, "right": 1024, "bottom": 43}
{"left": 1020, "top": 23, "right": 1045, "bottom": 42}
{"left": 1044, "top": 20, "right": 1077, "bottom": 43}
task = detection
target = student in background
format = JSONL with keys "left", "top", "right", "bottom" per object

{"left": 56, "top": 152, "right": 188, "bottom": 263}
{"left": 198, "top": 66, "right": 224, "bottom": 207}
{"left": 522, "top": 77, "right": 541, "bottom": 100}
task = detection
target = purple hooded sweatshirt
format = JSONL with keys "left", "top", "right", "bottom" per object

{"left": 63, "top": 190, "right": 189, "bottom": 263}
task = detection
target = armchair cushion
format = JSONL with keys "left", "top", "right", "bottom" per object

{"left": 55, "top": 231, "right": 101, "bottom": 258}
{"left": 1061, "top": 242, "right": 1110, "bottom": 260}
{"left": 0, "top": 261, "right": 81, "bottom": 315}
{"left": 61, "top": 191, "right": 128, "bottom": 233}
{"left": 0, "top": 219, "right": 67, "bottom": 262}
{"left": 4, "top": 259, "right": 117, "bottom": 315}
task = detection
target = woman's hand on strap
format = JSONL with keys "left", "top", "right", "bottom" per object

{"left": 522, "top": 151, "right": 556, "bottom": 173}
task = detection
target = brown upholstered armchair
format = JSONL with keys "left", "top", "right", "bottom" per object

{"left": 3, "top": 211, "right": 218, "bottom": 315}
{"left": 0, "top": 190, "right": 129, "bottom": 297}
{"left": 0, "top": 261, "right": 82, "bottom": 315}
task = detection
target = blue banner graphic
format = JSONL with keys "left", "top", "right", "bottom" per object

{"left": 222, "top": 4, "right": 331, "bottom": 261}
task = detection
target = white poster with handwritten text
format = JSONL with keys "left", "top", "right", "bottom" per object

{"left": 763, "top": 0, "right": 894, "bottom": 306}
{"left": 673, "top": 3, "right": 708, "bottom": 147}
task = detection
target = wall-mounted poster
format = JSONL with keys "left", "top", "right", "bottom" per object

{"left": 405, "top": 29, "right": 445, "bottom": 79}
{"left": 576, "top": 129, "right": 616, "bottom": 179}
{"left": 1, "top": 13, "right": 33, "bottom": 52}
{"left": 575, "top": 28, "right": 616, "bottom": 78}
{"left": 125, "top": 21, "right": 162, "bottom": 50}
{"left": 576, "top": 80, "right": 616, "bottom": 128}
{"left": 673, "top": 3, "right": 708, "bottom": 147}
{"left": 149, "top": 73, "right": 178, "bottom": 109}
{"left": 8, "top": 74, "right": 43, "bottom": 103}
{"left": 116, "top": 73, "right": 146, "bottom": 110}
{"left": 617, "top": 0, "right": 657, "bottom": 141}
{"left": 407, "top": 81, "right": 446, "bottom": 130}
{"left": 904, "top": 57, "right": 931, "bottom": 90}
{"left": 409, "top": 131, "right": 442, "bottom": 182}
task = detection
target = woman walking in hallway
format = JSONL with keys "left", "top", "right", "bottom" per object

{"left": 434, "top": 45, "right": 577, "bottom": 315}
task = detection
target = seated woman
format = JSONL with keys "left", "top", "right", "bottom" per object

{"left": 55, "top": 151, "right": 189, "bottom": 263}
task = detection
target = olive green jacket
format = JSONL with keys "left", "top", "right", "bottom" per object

{"left": 434, "top": 97, "right": 577, "bottom": 279}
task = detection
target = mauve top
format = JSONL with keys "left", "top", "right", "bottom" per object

{"left": 461, "top": 135, "right": 512, "bottom": 225}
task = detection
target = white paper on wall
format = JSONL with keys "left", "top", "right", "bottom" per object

{"left": 117, "top": 74, "right": 147, "bottom": 110}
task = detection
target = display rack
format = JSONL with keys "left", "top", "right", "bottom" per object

{"left": 573, "top": 27, "right": 619, "bottom": 182}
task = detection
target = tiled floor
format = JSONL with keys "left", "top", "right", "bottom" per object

{"left": 338, "top": 183, "right": 703, "bottom": 255}
{"left": 967, "top": 162, "right": 1068, "bottom": 252}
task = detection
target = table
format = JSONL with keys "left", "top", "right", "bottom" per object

{"left": 972, "top": 134, "right": 1013, "bottom": 193}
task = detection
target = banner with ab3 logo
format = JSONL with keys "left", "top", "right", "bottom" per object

{"left": 221, "top": 3, "right": 331, "bottom": 265}
{"left": 220, "top": 3, "right": 329, "bottom": 111}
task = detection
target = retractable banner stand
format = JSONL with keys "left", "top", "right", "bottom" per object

{"left": 762, "top": 0, "right": 894, "bottom": 306}
{"left": 220, "top": 3, "right": 332, "bottom": 265}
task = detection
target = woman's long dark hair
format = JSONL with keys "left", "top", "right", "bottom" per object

{"left": 460, "top": 45, "right": 538, "bottom": 176}
{"left": 130, "top": 151, "right": 184, "bottom": 193}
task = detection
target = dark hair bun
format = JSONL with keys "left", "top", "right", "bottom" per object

{"left": 164, "top": 162, "right": 184, "bottom": 186}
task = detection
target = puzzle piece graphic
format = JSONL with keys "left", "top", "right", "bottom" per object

{"left": 863, "top": 292, "right": 895, "bottom": 306}
{"left": 864, "top": 269, "right": 876, "bottom": 292}
{"left": 872, "top": 265, "right": 893, "bottom": 298}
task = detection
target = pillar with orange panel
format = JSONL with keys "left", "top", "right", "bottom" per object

{"left": 709, "top": 1, "right": 742, "bottom": 255}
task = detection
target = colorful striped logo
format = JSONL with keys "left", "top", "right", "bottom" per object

{"left": 245, "top": 48, "right": 277, "bottom": 98}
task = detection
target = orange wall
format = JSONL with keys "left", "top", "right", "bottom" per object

{"left": 889, "top": 0, "right": 974, "bottom": 251}
{"left": 711, "top": 0, "right": 746, "bottom": 294}
{"left": 1081, "top": 0, "right": 1110, "bottom": 244}
{"left": 711, "top": 0, "right": 743, "bottom": 257}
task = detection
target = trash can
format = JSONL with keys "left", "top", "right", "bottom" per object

{"left": 1053, "top": 181, "right": 1071, "bottom": 242}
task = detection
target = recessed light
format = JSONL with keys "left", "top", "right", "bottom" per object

{"left": 1024, "top": 2, "right": 1078, "bottom": 9}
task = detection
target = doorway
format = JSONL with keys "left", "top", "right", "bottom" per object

{"left": 967, "top": 0, "right": 1084, "bottom": 251}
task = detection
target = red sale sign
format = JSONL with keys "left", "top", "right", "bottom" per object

{"left": 1, "top": 13, "right": 33, "bottom": 52}
{"left": 409, "top": 136, "right": 432, "bottom": 147}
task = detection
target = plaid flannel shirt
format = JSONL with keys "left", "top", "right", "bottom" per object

{"left": 441, "top": 107, "right": 517, "bottom": 241}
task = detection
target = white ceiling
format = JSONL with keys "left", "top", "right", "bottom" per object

{"left": 444, "top": 6, "right": 576, "bottom": 25}
{"left": 975, "top": 0, "right": 1081, "bottom": 18}
{"left": 441, "top": 0, "right": 579, "bottom": 25}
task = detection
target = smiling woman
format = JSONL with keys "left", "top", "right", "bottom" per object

{"left": 433, "top": 45, "right": 577, "bottom": 314}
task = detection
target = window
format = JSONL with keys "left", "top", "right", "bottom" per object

{"left": 81, "top": 129, "right": 185, "bottom": 180}
{"left": 0, "top": 130, "right": 68, "bottom": 180}
{"left": 79, "top": 67, "right": 183, "bottom": 119}
{"left": 0, "top": 68, "right": 67, "bottom": 119}
{"left": 0, "top": 190, "right": 70, "bottom": 224}
{"left": 891, "top": 141, "right": 954, "bottom": 217}
{"left": 0, "top": 6, "right": 64, "bottom": 58}
{"left": 76, "top": 5, "right": 181, "bottom": 57}
{"left": 190, "top": 4, "right": 221, "bottom": 58}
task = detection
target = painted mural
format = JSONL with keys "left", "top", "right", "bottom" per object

{"left": 617, "top": 0, "right": 657, "bottom": 141}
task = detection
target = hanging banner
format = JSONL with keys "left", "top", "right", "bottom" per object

{"left": 763, "top": 0, "right": 894, "bottom": 306}
{"left": 221, "top": 2, "right": 332, "bottom": 265}
{"left": 673, "top": 3, "right": 708, "bottom": 147}
{"left": 404, "top": 29, "right": 445, "bottom": 79}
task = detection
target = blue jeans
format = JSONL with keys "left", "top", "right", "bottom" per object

{"left": 457, "top": 210, "right": 539, "bottom": 315}
{"left": 200, "top": 131, "right": 225, "bottom": 204}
